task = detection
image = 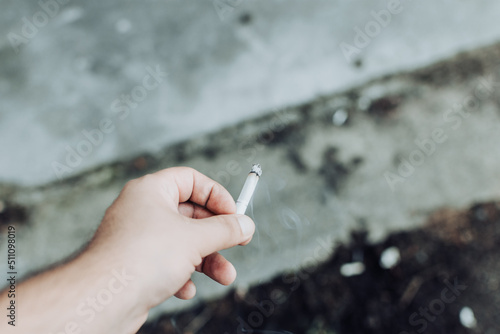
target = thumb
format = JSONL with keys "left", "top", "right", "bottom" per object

{"left": 191, "top": 214, "right": 255, "bottom": 257}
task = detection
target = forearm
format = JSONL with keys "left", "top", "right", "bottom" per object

{"left": 0, "top": 167, "right": 255, "bottom": 333}
{"left": 0, "top": 248, "right": 148, "bottom": 334}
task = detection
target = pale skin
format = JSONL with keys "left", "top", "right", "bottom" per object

{"left": 0, "top": 167, "right": 256, "bottom": 333}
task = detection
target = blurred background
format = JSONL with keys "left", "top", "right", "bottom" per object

{"left": 1, "top": 0, "right": 500, "bottom": 333}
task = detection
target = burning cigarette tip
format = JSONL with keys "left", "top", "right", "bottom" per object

{"left": 250, "top": 163, "right": 263, "bottom": 177}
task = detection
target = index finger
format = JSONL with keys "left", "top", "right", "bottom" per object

{"left": 153, "top": 167, "right": 236, "bottom": 214}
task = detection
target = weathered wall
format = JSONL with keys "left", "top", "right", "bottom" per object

{"left": 2, "top": 0, "right": 500, "bottom": 185}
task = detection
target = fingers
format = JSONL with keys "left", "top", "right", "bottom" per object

{"left": 196, "top": 252, "right": 237, "bottom": 286}
{"left": 174, "top": 279, "right": 196, "bottom": 300}
{"left": 191, "top": 214, "right": 255, "bottom": 257}
{"left": 154, "top": 167, "right": 236, "bottom": 214}
{"left": 176, "top": 253, "right": 237, "bottom": 300}
{"left": 239, "top": 235, "right": 253, "bottom": 246}
{"left": 178, "top": 202, "right": 214, "bottom": 219}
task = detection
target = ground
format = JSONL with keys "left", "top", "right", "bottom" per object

{"left": 137, "top": 202, "right": 500, "bottom": 334}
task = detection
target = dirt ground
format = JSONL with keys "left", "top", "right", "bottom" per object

{"left": 137, "top": 202, "right": 500, "bottom": 334}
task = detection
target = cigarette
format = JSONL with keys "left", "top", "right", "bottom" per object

{"left": 236, "top": 164, "right": 262, "bottom": 214}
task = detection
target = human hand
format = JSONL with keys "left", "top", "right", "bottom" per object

{"left": 0, "top": 167, "right": 255, "bottom": 334}
{"left": 87, "top": 167, "right": 255, "bottom": 311}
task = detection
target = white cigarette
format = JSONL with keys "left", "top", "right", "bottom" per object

{"left": 236, "top": 164, "right": 262, "bottom": 215}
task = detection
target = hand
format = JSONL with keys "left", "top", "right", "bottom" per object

{"left": 88, "top": 167, "right": 256, "bottom": 309}
{"left": 0, "top": 167, "right": 254, "bottom": 334}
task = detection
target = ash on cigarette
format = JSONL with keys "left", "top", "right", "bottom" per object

{"left": 138, "top": 202, "right": 500, "bottom": 334}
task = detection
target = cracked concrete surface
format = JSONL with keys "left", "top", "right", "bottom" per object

{"left": 2, "top": 44, "right": 500, "bottom": 317}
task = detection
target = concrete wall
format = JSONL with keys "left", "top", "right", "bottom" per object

{"left": 2, "top": 0, "right": 500, "bottom": 185}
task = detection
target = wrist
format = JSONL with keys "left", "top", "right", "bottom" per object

{"left": 71, "top": 246, "right": 149, "bottom": 333}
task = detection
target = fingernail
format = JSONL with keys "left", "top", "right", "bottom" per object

{"left": 237, "top": 215, "right": 254, "bottom": 237}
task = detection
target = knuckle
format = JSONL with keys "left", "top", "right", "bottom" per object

{"left": 171, "top": 166, "right": 196, "bottom": 174}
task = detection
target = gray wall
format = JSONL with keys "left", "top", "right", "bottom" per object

{"left": 2, "top": 0, "right": 500, "bottom": 185}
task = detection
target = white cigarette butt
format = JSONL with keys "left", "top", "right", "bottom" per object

{"left": 380, "top": 246, "right": 401, "bottom": 269}
{"left": 340, "top": 262, "right": 365, "bottom": 277}
{"left": 459, "top": 307, "right": 477, "bottom": 328}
